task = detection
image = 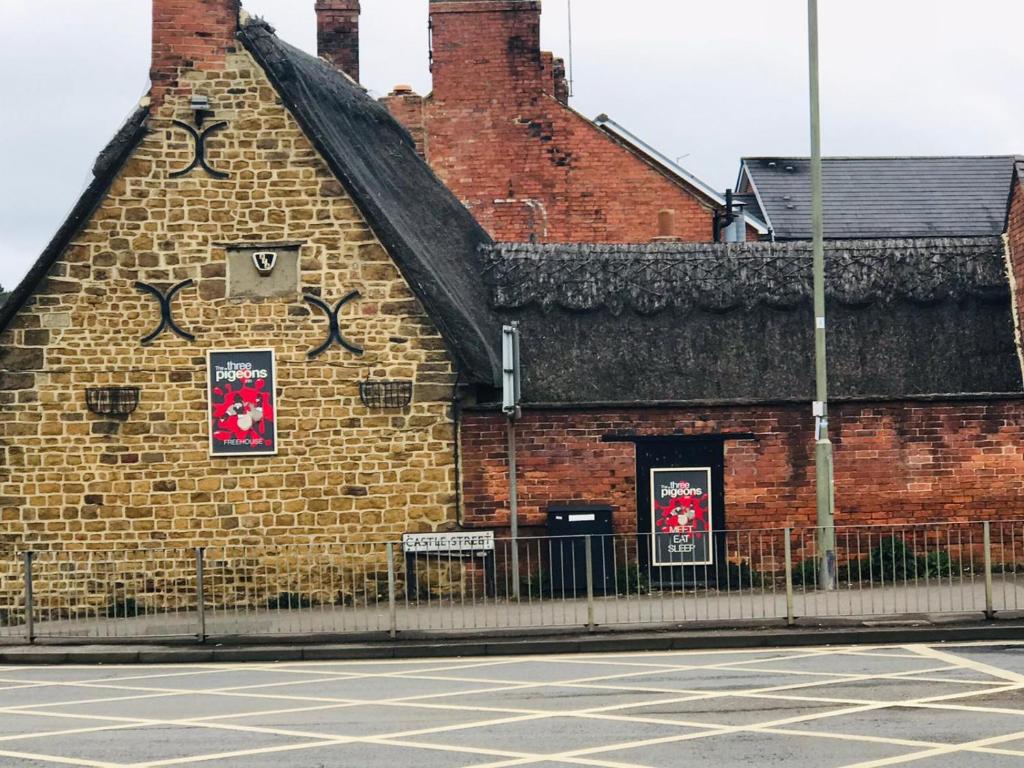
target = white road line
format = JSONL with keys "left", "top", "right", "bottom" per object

{"left": 0, "top": 747, "right": 122, "bottom": 768}
{"left": 908, "top": 643, "right": 1024, "bottom": 685}
{"left": 0, "top": 722, "right": 150, "bottom": 744}
{"left": 0, "top": 667, "right": 321, "bottom": 696}
{"left": 126, "top": 737, "right": 359, "bottom": 768}
{"left": 416, "top": 680, "right": 1023, "bottom": 767}
{"left": 4, "top": 644, "right": 1022, "bottom": 768}
{"left": 837, "top": 726, "right": 1024, "bottom": 768}
{"left": 0, "top": 657, "right": 520, "bottom": 696}
{"left": 715, "top": 665, "right": 1005, "bottom": 686}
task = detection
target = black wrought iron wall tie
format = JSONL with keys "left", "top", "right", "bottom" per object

{"left": 170, "top": 120, "right": 230, "bottom": 179}
{"left": 136, "top": 280, "right": 196, "bottom": 345}
{"left": 304, "top": 292, "right": 364, "bottom": 358}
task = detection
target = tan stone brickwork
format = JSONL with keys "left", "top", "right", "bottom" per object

{"left": 0, "top": 49, "right": 462, "bottom": 570}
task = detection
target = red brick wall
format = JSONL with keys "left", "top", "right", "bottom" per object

{"left": 151, "top": 0, "right": 240, "bottom": 106}
{"left": 1007, "top": 171, "right": 1024, "bottom": 378}
{"left": 460, "top": 401, "right": 1024, "bottom": 533}
{"left": 384, "top": 0, "right": 717, "bottom": 243}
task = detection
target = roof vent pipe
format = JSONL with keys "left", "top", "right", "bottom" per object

{"left": 724, "top": 202, "right": 746, "bottom": 243}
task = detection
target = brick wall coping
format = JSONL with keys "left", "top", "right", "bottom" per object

{"left": 430, "top": 1, "right": 540, "bottom": 12}
{"left": 463, "top": 391, "right": 1024, "bottom": 413}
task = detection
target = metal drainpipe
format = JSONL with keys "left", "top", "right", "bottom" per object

{"left": 450, "top": 373, "right": 464, "bottom": 529}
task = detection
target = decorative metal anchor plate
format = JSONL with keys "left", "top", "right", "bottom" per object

{"left": 304, "top": 292, "right": 364, "bottom": 358}
{"left": 170, "top": 120, "right": 230, "bottom": 179}
{"left": 136, "top": 280, "right": 196, "bottom": 345}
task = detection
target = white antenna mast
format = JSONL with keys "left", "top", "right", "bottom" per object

{"left": 567, "top": 0, "right": 575, "bottom": 97}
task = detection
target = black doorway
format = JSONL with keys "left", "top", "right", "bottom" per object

{"left": 635, "top": 438, "right": 727, "bottom": 584}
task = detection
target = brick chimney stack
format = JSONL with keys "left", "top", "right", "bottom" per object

{"left": 151, "top": 0, "right": 241, "bottom": 107}
{"left": 316, "top": 0, "right": 361, "bottom": 81}
{"left": 429, "top": 0, "right": 543, "bottom": 102}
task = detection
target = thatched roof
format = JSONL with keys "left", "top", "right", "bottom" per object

{"left": 483, "top": 238, "right": 1021, "bottom": 404}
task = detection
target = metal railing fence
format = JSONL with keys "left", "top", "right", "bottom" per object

{"left": 2, "top": 520, "right": 1023, "bottom": 643}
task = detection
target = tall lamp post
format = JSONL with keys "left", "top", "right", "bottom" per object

{"left": 503, "top": 323, "right": 522, "bottom": 598}
{"left": 808, "top": 0, "right": 837, "bottom": 590}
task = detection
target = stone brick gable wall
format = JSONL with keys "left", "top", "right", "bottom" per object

{"left": 0, "top": 48, "right": 459, "bottom": 559}
{"left": 460, "top": 401, "right": 1024, "bottom": 533}
{"left": 382, "top": 1, "right": 716, "bottom": 244}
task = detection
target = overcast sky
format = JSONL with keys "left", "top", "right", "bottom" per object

{"left": 1, "top": 0, "right": 1021, "bottom": 289}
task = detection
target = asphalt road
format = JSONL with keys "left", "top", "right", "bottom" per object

{"left": 1, "top": 642, "right": 1023, "bottom": 767}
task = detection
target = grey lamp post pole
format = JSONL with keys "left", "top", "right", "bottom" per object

{"left": 808, "top": 0, "right": 837, "bottom": 590}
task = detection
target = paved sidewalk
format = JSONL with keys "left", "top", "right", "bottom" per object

{"left": 2, "top": 621, "right": 1024, "bottom": 666}
{"left": 4, "top": 577, "right": 1023, "bottom": 644}
{"left": 2, "top": 642, "right": 1024, "bottom": 766}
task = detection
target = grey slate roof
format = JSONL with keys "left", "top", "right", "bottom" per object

{"left": 483, "top": 239, "right": 1021, "bottom": 404}
{"left": 732, "top": 193, "right": 765, "bottom": 230}
{"left": 740, "top": 156, "right": 1016, "bottom": 240}
{"left": 2, "top": 19, "right": 503, "bottom": 387}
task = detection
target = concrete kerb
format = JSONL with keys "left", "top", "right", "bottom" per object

{"left": 1, "top": 621, "right": 1023, "bottom": 665}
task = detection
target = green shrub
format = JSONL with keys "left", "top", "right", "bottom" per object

{"left": 791, "top": 558, "right": 820, "bottom": 586}
{"left": 520, "top": 569, "right": 552, "bottom": 598}
{"left": 724, "top": 560, "right": 763, "bottom": 589}
{"left": 920, "top": 549, "right": 961, "bottom": 579}
{"left": 614, "top": 563, "right": 650, "bottom": 595}
{"left": 992, "top": 562, "right": 1024, "bottom": 574}
{"left": 867, "top": 536, "right": 920, "bottom": 583}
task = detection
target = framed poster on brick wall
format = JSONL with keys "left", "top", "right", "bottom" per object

{"left": 650, "top": 467, "right": 713, "bottom": 566}
{"left": 207, "top": 349, "right": 278, "bottom": 457}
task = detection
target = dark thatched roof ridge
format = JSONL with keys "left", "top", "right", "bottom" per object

{"left": 483, "top": 238, "right": 1023, "bottom": 404}
{"left": 485, "top": 238, "right": 1010, "bottom": 314}
{"left": 239, "top": 19, "right": 502, "bottom": 385}
{"left": 0, "top": 106, "right": 149, "bottom": 334}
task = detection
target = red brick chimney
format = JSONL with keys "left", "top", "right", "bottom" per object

{"left": 1007, "top": 163, "right": 1024, "bottom": 380}
{"left": 151, "top": 0, "right": 241, "bottom": 107}
{"left": 541, "top": 52, "right": 569, "bottom": 105}
{"left": 316, "top": 0, "right": 361, "bottom": 80}
{"left": 551, "top": 56, "right": 569, "bottom": 105}
{"left": 429, "top": 0, "right": 543, "bottom": 102}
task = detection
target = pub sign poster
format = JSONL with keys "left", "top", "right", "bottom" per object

{"left": 207, "top": 349, "right": 278, "bottom": 456}
{"left": 650, "top": 467, "right": 713, "bottom": 566}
